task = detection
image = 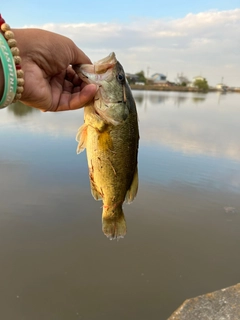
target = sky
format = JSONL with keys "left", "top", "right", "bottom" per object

{"left": 1, "top": 0, "right": 240, "bottom": 86}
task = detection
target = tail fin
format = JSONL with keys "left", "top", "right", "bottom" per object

{"left": 102, "top": 206, "right": 126, "bottom": 240}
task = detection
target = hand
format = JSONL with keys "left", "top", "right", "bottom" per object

{"left": 13, "top": 28, "right": 98, "bottom": 111}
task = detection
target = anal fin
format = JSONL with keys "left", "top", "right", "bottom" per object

{"left": 125, "top": 166, "right": 138, "bottom": 203}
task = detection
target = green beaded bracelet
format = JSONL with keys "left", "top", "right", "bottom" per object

{"left": 0, "top": 32, "right": 17, "bottom": 108}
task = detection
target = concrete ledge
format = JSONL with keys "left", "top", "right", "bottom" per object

{"left": 168, "top": 283, "right": 240, "bottom": 320}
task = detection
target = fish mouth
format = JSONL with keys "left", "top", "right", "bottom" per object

{"left": 75, "top": 53, "right": 129, "bottom": 126}
{"left": 79, "top": 52, "right": 117, "bottom": 83}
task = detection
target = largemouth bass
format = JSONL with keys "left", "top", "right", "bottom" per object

{"left": 74, "top": 52, "right": 139, "bottom": 240}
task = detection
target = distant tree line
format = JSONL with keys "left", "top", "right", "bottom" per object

{"left": 127, "top": 70, "right": 209, "bottom": 91}
{"left": 126, "top": 70, "right": 147, "bottom": 84}
{"left": 193, "top": 78, "right": 209, "bottom": 91}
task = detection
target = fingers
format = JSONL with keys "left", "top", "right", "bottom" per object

{"left": 56, "top": 84, "right": 98, "bottom": 112}
{"left": 65, "top": 66, "right": 81, "bottom": 86}
{"left": 47, "top": 67, "right": 98, "bottom": 112}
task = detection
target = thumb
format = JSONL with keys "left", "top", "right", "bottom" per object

{"left": 68, "top": 39, "right": 92, "bottom": 65}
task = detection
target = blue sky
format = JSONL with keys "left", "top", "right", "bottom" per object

{"left": 1, "top": 1, "right": 240, "bottom": 86}
{"left": 2, "top": 0, "right": 239, "bottom": 24}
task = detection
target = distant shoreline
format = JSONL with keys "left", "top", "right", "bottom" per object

{"left": 130, "top": 84, "right": 240, "bottom": 93}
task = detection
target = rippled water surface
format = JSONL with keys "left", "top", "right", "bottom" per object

{"left": 1, "top": 91, "right": 240, "bottom": 319}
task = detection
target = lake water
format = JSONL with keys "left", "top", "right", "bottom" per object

{"left": 0, "top": 91, "right": 240, "bottom": 319}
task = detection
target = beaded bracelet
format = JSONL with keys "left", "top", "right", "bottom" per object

{"left": 0, "top": 14, "right": 24, "bottom": 108}
{"left": 0, "top": 33, "right": 17, "bottom": 108}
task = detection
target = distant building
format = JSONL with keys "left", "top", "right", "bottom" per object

{"left": 150, "top": 73, "right": 167, "bottom": 85}
{"left": 175, "top": 74, "right": 190, "bottom": 86}
{"left": 216, "top": 83, "right": 228, "bottom": 92}
{"left": 193, "top": 76, "right": 205, "bottom": 82}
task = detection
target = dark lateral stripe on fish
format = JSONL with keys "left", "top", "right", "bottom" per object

{"left": 104, "top": 101, "right": 124, "bottom": 108}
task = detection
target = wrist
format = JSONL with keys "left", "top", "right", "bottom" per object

{"left": 0, "top": 17, "right": 24, "bottom": 107}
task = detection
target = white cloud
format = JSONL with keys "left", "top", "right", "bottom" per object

{"left": 25, "top": 9, "right": 240, "bottom": 86}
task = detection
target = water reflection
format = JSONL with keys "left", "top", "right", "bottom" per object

{"left": 7, "top": 101, "right": 39, "bottom": 117}
{"left": 1, "top": 91, "right": 240, "bottom": 162}
{"left": 1, "top": 91, "right": 240, "bottom": 319}
{"left": 134, "top": 91, "right": 240, "bottom": 162}
{"left": 134, "top": 91, "right": 207, "bottom": 108}
{"left": 134, "top": 94, "right": 144, "bottom": 104}
{"left": 191, "top": 96, "right": 206, "bottom": 104}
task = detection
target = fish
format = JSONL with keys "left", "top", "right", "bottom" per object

{"left": 74, "top": 52, "right": 139, "bottom": 240}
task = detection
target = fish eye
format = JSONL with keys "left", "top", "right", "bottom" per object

{"left": 117, "top": 73, "right": 125, "bottom": 83}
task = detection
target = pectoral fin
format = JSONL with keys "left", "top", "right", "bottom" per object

{"left": 125, "top": 166, "right": 138, "bottom": 204}
{"left": 98, "top": 130, "right": 113, "bottom": 151}
{"left": 76, "top": 124, "right": 88, "bottom": 154}
{"left": 85, "top": 107, "right": 107, "bottom": 132}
